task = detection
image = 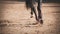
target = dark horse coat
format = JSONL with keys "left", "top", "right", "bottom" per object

{"left": 25, "top": 0, "right": 35, "bottom": 9}
{"left": 25, "top": 0, "right": 43, "bottom": 24}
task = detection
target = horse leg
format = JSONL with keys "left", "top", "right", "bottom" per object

{"left": 37, "top": 6, "right": 42, "bottom": 18}
{"left": 37, "top": 0, "right": 43, "bottom": 24}
{"left": 30, "top": 9, "right": 33, "bottom": 18}
{"left": 31, "top": 6, "right": 38, "bottom": 21}
{"left": 37, "top": 6, "right": 43, "bottom": 24}
{"left": 37, "top": 7, "right": 43, "bottom": 24}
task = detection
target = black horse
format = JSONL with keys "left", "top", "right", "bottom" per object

{"left": 25, "top": 0, "right": 43, "bottom": 24}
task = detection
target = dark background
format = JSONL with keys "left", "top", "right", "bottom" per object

{"left": 42, "top": 0, "right": 60, "bottom": 3}
{"left": 18, "top": 0, "right": 60, "bottom": 3}
{"left": 0, "top": 0, "right": 60, "bottom": 3}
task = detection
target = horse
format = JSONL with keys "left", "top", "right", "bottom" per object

{"left": 25, "top": 0, "right": 43, "bottom": 24}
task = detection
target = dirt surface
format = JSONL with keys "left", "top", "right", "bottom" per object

{"left": 0, "top": 1, "right": 60, "bottom": 34}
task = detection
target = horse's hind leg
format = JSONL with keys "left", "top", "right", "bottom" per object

{"left": 37, "top": 0, "right": 43, "bottom": 24}
{"left": 37, "top": 7, "right": 43, "bottom": 24}
{"left": 37, "top": 6, "right": 43, "bottom": 24}
{"left": 30, "top": 9, "right": 33, "bottom": 18}
{"left": 31, "top": 6, "right": 38, "bottom": 21}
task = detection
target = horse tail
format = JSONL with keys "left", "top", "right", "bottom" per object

{"left": 25, "top": 0, "right": 33, "bottom": 10}
{"left": 25, "top": 2, "right": 29, "bottom": 10}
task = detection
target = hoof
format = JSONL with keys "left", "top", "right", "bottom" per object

{"left": 39, "top": 19, "right": 43, "bottom": 24}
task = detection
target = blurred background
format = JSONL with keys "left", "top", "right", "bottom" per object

{"left": 0, "top": 0, "right": 60, "bottom": 34}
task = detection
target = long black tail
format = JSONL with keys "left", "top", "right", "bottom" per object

{"left": 25, "top": 0, "right": 34, "bottom": 9}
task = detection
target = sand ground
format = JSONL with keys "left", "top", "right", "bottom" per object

{"left": 0, "top": 1, "right": 60, "bottom": 34}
